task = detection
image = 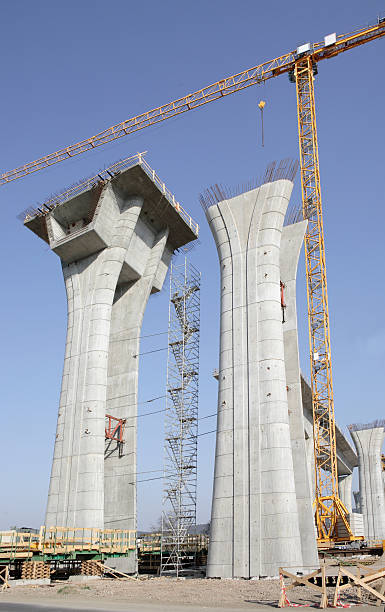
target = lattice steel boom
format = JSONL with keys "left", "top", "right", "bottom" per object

{"left": 1, "top": 19, "right": 384, "bottom": 186}
{"left": 295, "top": 57, "right": 351, "bottom": 541}
{"left": 161, "top": 259, "right": 201, "bottom": 575}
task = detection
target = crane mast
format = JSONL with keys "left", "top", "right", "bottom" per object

{"left": 2, "top": 16, "right": 385, "bottom": 544}
{"left": 295, "top": 56, "right": 350, "bottom": 541}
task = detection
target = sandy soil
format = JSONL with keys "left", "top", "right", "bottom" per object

{"left": 0, "top": 574, "right": 374, "bottom": 610}
{"left": 1, "top": 577, "right": 275, "bottom": 609}
{"left": 1, "top": 557, "right": 383, "bottom": 610}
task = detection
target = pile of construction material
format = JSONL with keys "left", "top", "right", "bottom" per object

{"left": 20, "top": 561, "right": 50, "bottom": 580}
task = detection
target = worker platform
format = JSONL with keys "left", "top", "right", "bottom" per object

{"left": 0, "top": 527, "right": 136, "bottom": 565}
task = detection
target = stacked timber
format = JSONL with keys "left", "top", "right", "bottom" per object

{"left": 21, "top": 561, "right": 50, "bottom": 580}
{"left": 80, "top": 560, "right": 103, "bottom": 576}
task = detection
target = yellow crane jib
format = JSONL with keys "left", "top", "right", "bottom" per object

{"left": 1, "top": 18, "right": 384, "bottom": 186}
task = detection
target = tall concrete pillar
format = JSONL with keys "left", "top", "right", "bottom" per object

{"left": 301, "top": 374, "right": 358, "bottom": 525}
{"left": 381, "top": 451, "right": 385, "bottom": 493}
{"left": 46, "top": 186, "right": 146, "bottom": 529}
{"left": 280, "top": 222, "right": 318, "bottom": 569}
{"left": 105, "top": 228, "right": 172, "bottom": 534}
{"left": 353, "top": 490, "right": 361, "bottom": 513}
{"left": 304, "top": 421, "right": 316, "bottom": 502}
{"left": 24, "top": 161, "right": 197, "bottom": 534}
{"left": 338, "top": 474, "right": 353, "bottom": 514}
{"left": 204, "top": 179, "right": 303, "bottom": 578}
{"left": 349, "top": 422, "right": 385, "bottom": 540}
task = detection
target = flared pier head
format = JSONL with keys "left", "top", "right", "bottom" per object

{"left": 201, "top": 165, "right": 317, "bottom": 579}
{"left": 349, "top": 421, "right": 385, "bottom": 540}
{"left": 24, "top": 155, "right": 198, "bottom": 542}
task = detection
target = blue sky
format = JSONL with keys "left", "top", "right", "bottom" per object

{"left": 0, "top": 0, "right": 384, "bottom": 531}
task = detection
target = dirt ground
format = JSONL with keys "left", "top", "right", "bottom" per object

{"left": 1, "top": 555, "right": 384, "bottom": 610}
{"left": 0, "top": 572, "right": 377, "bottom": 610}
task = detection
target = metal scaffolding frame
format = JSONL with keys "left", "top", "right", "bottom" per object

{"left": 161, "top": 258, "right": 201, "bottom": 576}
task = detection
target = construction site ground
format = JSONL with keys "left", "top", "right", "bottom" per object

{"left": 0, "top": 557, "right": 383, "bottom": 612}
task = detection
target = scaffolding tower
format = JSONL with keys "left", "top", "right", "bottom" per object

{"left": 161, "top": 258, "right": 201, "bottom": 576}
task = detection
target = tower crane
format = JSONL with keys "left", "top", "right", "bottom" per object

{"left": 2, "top": 17, "right": 385, "bottom": 544}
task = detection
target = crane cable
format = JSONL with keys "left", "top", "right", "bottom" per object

{"left": 258, "top": 100, "right": 266, "bottom": 147}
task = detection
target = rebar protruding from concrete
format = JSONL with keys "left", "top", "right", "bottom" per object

{"left": 349, "top": 423, "right": 385, "bottom": 540}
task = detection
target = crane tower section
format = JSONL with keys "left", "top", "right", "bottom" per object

{"left": 295, "top": 57, "right": 350, "bottom": 541}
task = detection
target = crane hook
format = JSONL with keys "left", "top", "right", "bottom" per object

{"left": 258, "top": 100, "right": 266, "bottom": 147}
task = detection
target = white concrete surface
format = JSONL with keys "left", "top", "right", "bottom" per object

{"left": 350, "top": 425, "right": 385, "bottom": 540}
{"left": 301, "top": 378, "right": 357, "bottom": 513}
{"left": 338, "top": 474, "right": 353, "bottom": 514}
{"left": 280, "top": 221, "right": 318, "bottom": 570}
{"left": 205, "top": 180, "right": 303, "bottom": 578}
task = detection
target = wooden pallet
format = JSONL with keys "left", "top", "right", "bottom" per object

{"left": 80, "top": 560, "right": 103, "bottom": 576}
{"left": 20, "top": 561, "right": 51, "bottom": 580}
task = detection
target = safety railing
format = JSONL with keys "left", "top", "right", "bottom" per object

{"left": 0, "top": 527, "right": 136, "bottom": 562}
{"left": 138, "top": 532, "right": 209, "bottom": 554}
{"left": 22, "top": 152, "right": 199, "bottom": 237}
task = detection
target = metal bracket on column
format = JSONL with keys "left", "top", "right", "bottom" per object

{"left": 105, "top": 414, "right": 126, "bottom": 457}
{"left": 280, "top": 281, "right": 286, "bottom": 324}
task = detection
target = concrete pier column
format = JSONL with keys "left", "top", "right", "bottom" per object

{"left": 350, "top": 423, "right": 385, "bottom": 540}
{"left": 25, "top": 160, "right": 198, "bottom": 533}
{"left": 104, "top": 228, "right": 172, "bottom": 534}
{"left": 353, "top": 490, "right": 361, "bottom": 513}
{"left": 280, "top": 222, "right": 318, "bottom": 569}
{"left": 338, "top": 474, "right": 353, "bottom": 514}
{"left": 46, "top": 186, "right": 144, "bottom": 528}
{"left": 383, "top": 462, "right": 385, "bottom": 494}
{"left": 304, "top": 424, "right": 315, "bottom": 501}
{"left": 205, "top": 179, "right": 303, "bottom": 578}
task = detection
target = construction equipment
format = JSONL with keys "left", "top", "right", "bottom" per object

{"left": 258, "top": 100, "right": 266, "bottom": 146}
{"left": 2, "top": 16, "right": 385, "bottom": 544}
